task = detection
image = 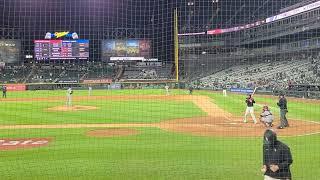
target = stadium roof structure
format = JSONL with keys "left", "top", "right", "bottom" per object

{"left": 177, "top": 0, "right": 306, "bottom": 32}
{"left": 1, "top": 0, "right": 306, "bottom": 30}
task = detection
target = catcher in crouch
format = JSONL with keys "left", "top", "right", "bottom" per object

{"left": 260, "top": 105, "right": 274, "bottom": 128}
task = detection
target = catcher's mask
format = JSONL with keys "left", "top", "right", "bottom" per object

{"left": 263, "top": 105, "right": 269, "bottom": 111}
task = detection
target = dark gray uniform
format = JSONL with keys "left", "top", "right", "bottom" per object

{"left": 277, "top": 96, "right": 289, "bottom": 128}
{"left": 2, "top": 85, "right": 7, "bottom": 98}
{"left": 188, "top": 86, "right": 193, "bottom": 95}
{"left": 263, "top": 129, "right": 293, "bottom": 180}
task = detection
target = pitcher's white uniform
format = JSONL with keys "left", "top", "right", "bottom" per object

{"left": 66, "top": 88, "right": 72, "bottom": 106}
{"left": 223, "top": 89, "right": 227, "bottom": 97}
{"left": 88, "top": 86, "right": 92, "bottom": 96}
{"left": 165, "top": 85, "right": 169, "bottom": 95}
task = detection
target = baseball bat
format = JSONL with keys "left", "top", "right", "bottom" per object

{"left": 251, "top": 87, "right": 258, "bottom": 96}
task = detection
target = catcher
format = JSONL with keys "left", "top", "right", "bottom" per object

{"left": 260, "top": 105, "right": 274, "bottom": 128}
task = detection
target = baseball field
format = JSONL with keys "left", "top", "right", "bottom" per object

{"left": 0, "top": 89, "right": 319, "bottom": 179}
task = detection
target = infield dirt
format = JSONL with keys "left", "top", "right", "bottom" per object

{"left": 47, "top": 105, "right": 99, "bottom": 112}
{"left": 87, "top": 128, "right": 139, "bottom": 137}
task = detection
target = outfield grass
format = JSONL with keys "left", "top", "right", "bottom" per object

{"left": 0, "top": 89, "right": 319, "bottom": 179}
{"left": 0, "top": 99, "right": 205, "bottom": 125}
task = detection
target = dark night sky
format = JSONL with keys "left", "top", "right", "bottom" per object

{"left": 1, "top": 0, "right": 304, "bottom": 33}
{"left": 0, "top": 0, "right": 305, "bottom": 61}
{"left": 1, "top": 0, "right": 155, "bottom": 32}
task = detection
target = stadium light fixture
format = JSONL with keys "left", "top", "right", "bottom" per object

{"left": 187, "top": 1, "right": 194, "bottom": 6}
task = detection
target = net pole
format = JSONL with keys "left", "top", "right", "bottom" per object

{"left": 174, "top": 8, "right": 179, "bottom": 82}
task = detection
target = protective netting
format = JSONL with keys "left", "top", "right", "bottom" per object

{"left": 0, "top": 0, "right": 320, "bottom": 179}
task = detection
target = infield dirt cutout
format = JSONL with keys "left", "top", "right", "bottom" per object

{"left": 47, "top": 105, "right": 99, "bottom": 112}
{"left": 1, "top": 95, "right": 320, "bottom": 137}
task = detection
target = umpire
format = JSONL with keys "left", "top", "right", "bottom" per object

{"left": 261, "top": 129, "right": 293, "bottom": 180}
{"left": 277, "top": 93, "right": 289, "bottom": 129}
{"left": 188, "top": 86, "right": 193, "bottom": 95}
{"left": 2, "top": 85, "right": 7, "bottom": 98}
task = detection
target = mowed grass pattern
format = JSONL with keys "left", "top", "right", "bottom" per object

{"left": 0, "top": 100, "right": 205, "bottom": 125}
{"left": 0, "top": 89, "right": 319, "bottom": 179}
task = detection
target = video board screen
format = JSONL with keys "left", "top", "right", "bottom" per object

{"left": 34, "top": 39, "right": 89, "bottom": 60}
{"left": 0, "top": 40, "right": 21, "bottom": 64}
{"left": 101, "top": 39, "right": 151, "bottom": 61}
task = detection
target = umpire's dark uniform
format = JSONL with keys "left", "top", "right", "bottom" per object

{"left": 263, "top": 129, "right": 293, "bottom": 180}
{"left": 277, "top": 94, "right": 289, "bottom": 129}
{"left": 2, "top": 85, "right": 7, "bottom": 98}
{"left": 188, "top": 86, "right": 193, "bottom": 95}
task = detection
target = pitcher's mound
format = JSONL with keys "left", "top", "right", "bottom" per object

{"left": 47, "top": 105, "right": 98, "bottom": 112}
{"left": 87, "top": 128, "right": 139, "bottom": 137}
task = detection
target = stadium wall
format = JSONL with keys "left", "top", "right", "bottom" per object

{"left": 2, "top": 81, "right": 319, "bottom": 99}
{"left": 3, "top": 80, "right": 182, "bottom": 91}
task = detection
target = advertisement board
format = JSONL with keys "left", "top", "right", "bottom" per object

{"left": 5, "top": 84, "right": 26, "bottom": 91}
{"left": 0, "top": 40, "right": 21, "bottom": 64}
{"left": 101, "top": 39, "right": 151, "bottom": 61}
{"left": 230, "top": 88, "right": 254, "bottom": 94}
{"left": 109, "top": 83, "right": 122, "bottom": 89}
{"left": 58, "top": 80, "right": 79, "bottom": 83}
{"left": 83, "top": 79, "right": 112, "bottom": 84}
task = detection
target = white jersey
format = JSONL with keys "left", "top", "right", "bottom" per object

{"left": 67, "top": 88, "right": 72, "bottom": 95}
{"left": 165, "top": 85, "right": 169, "bottom": 95}
{"left": 223, "top": 89, "right": 227, "bottom": 97}
{"left": 88, "top": 87, "right": 92, "bottom": 96}
{"left": 66, "top": 88, "right": 72, "bottom": 106}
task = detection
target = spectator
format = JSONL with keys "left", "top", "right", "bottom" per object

{"left": 261, "top": 129, "right": 293, "bottom": 180}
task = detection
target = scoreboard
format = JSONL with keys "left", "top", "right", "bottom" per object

{"left": 0, "top": 40, "right": 21, "bottom": 64}
{"left": 34, "top": 39, "right": 89, "bottom": 60}
{"left": 101, "top": 39, "right": 151, "bottom": 61}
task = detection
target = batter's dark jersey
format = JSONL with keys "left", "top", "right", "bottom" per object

{"left": 245, "top": 98, "right": 255, "bottom": 107}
